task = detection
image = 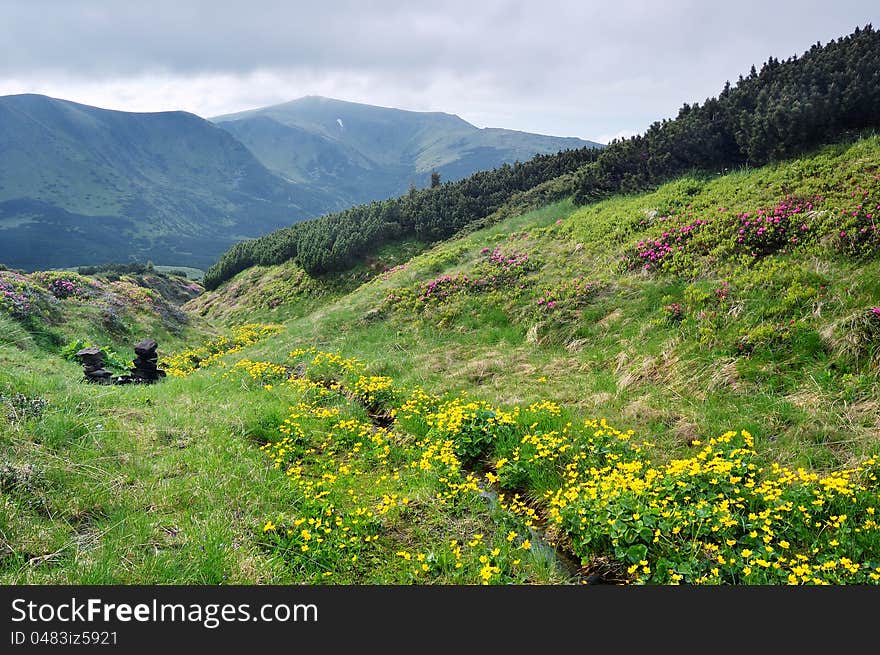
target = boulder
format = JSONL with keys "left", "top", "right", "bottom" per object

{"left": 73, "top": 339, "right": 166, "bottom": 384}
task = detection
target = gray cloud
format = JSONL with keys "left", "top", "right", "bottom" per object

{"left": 0, "top": 1, "right": 877, "bottom": 140}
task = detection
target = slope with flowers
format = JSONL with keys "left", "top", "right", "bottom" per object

{"left": 2, "top": 136, "right": 880, "bottom": 585}
{"left": 185, "top": 136, "right": 880, "bottom": 583}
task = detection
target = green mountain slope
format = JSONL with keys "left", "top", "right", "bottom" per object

{"left": 215, "top": 114, "right": 403, "bottom": 205}
{"left": 188, "top": 137, "right": 880, "bottom": 583}
{"left": 0, "top": 94, "right": 599, "bottom": 273}
{"left": 213, "top": 96, "right": 600, "bottom": 205}
{"left": 0, "top": 94, "right": 335, "bottom": 271}
{"left": 3, "top": 137, "right": 879, "bottom": 585}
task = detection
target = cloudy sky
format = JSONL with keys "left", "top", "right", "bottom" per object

{"left": 0, "top": 1, "right": 877, "bottom": 143}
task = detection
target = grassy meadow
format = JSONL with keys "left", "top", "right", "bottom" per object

{"left": 2, "top": 137, "right": 880, "bottom": 584}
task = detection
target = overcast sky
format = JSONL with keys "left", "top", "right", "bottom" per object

{"left": 0, "top": 1, "right": 877, "bottom": 143}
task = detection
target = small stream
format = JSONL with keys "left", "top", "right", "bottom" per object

{"left": 476, "top": 477, "right": 582, "bottom": 580}
{"left": 351, "top": 382, "right": 586, "bottom": 581}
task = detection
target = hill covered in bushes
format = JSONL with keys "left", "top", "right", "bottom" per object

{"left": 204, "top": 25, "right": 880, "bottom": 292}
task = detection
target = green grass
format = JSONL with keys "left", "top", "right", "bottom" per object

{"left": 2, "top": 137, "right": 880, "bottom": 584}
{"left": 237, "top": 138, "right": 880, "bottom": 470}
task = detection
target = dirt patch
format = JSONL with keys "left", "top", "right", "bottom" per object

{"left": 616, "top": 352, "right": 680, "bottom": 391}
{"left": 621, "top": 398, "right": 671, "bottom": 424}
{"left": 597, "top": 308, "right": 622, "bottom": 328}
{"left": 583, "top": 392, "right": 614, "bottom": 408}
{"left": 463, "top": 352, "right": 505, "bottom": 385}
{"left": 672, "top": 417, "right": 701, "bottom": 446}
{"left": 708, "top": 358, "right": 741, "bottom": 391}
{"left": 565, "top": 338, "right": 590, "bottom": 353}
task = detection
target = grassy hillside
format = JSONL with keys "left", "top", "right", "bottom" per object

{"left": 197, "top": 137, "right": 880, "bottom": 467}
{"left": 3, "top": 137, "right": 880, "bottom": 585}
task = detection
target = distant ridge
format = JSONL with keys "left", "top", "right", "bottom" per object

{"left": 212, "top": 95, "right": 601, "bottom": 206}
{"left": 0, "top": 94, "right": 333, "bottom": 270}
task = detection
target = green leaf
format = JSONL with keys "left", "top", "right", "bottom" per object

{"left": 626, "top": 544, "right": 648, "bottom": 563}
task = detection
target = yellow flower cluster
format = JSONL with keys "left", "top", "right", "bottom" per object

{"left": 256, "top": 349, "right": 543, "bottom": 584}
{"left": 225, "top": 359, "right": 290, "bottom": 385}
{"left": 393, "top": 538, "right": 520, "bottom": 583}
{"left": 256, "top": 347, "right": 880, "bottom": 585}
{"left": 527, "top": 400, "right": 562, "bottom": 416}
{"left": 520, "top": 429, "right": 572, "bottom": 464}
{"left": 309, "top": 350, "right": 366, "bottom": 375}
{"left": 353, "top": 375, "right": 397, "bottom": 405}
{"left": 421, "top": 398, "right": 518, "bottom": 436}
{"left": 496, "top": 421, "right": 880, "bottom": 584}
{"left": 162, "top": 323, "right": 282, "bottom": 376}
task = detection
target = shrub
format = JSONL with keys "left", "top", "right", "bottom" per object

{"left": 0, "top": 274, "right": 35, "bottom": 318}
{"left": 620, "top": 217, "right": 711, "bottom": 272}
{"left": 733, "top": 196, "right": 819, "bottom": 257}
{"left": 662, "top": 302, "right": 684, "bottom": 323}
{"left": 386, "top": 247, "right": 539, "bottom": 314}
{"left": 47, "top": 278, "right": 80, "bottom": 299}
{"left": 834, "top": 187, "right": 880, "bottom": 257}
{"left": 534, "top": 277, "right": 602, "bottom": 315}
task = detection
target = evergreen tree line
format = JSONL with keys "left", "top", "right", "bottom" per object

{"left": 205, "top": 25, "right": 879, "bottom": 290}
{"left": 203, "top": 147, "right": 600, "bottom": 288}
{"left": 571, "top": 25, "right": 880, "bottom": 202}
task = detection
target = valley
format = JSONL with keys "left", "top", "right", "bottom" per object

{"left": 2, "top": 137, "right": 879, "bottom": 584}
{"left": 2, "top": 25, "right": 879, "bottom": 586}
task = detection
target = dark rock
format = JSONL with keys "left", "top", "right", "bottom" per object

{"left": 74, "top": 338, "right": 166, "bottom": 384}
{"left": 85, "top": 369, "right": 114, "bottom": 384}
{"left": 583, "top": 574, "right": 609, "bottom": 585}
{"left": 75, "top": 347, "right": 105, "bottom": 367}
{"left": 75, "top": 348, "right": 112, "bottom": 383}
{"left": 124, "top": 339, "right": 165, "bottom": 383}
{"left": 134, "top": 339, "right": 158, "bottom": 357}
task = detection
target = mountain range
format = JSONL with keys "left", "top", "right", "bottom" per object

{"left": 213, "top": 96, "right": 598, "bottom": 205}
{"left": 0, "top": 93, "right": 599, "bottom": 271}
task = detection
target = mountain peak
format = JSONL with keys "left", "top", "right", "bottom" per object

{"left": 209, "top": 96, "right": 599, "bottom": 205}
{"left": 212, "top": 95, "right": 470, "bottom": 125}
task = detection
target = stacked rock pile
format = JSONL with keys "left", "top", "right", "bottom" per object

{"left": 74, "top": 347, "right": 115, "bottom": 384}
{"left": 128, "top": 339, "right": 166, "bottom": 382}
{"left": 76, "top": 339, "right": 166, "bottom": 385}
